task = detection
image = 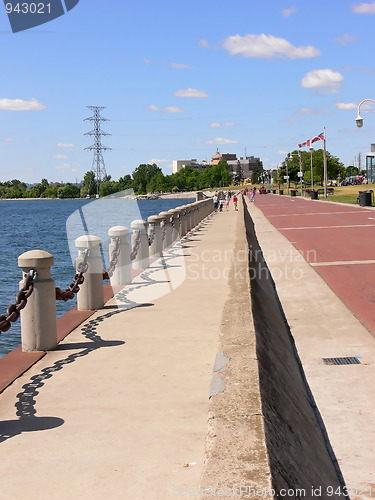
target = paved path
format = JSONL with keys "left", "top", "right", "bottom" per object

{"left": 246, "top": 194, "right": 375, "bottom": 498}
{"left": 0, "top": 202, "right": 257, "bottom": 500}
{"left": 253, "top": 194, "right": 375, "bottom": 335}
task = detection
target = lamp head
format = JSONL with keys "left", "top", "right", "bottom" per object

{"left": 309, "top": 146, "right": 314, "bottom": 152}
{"left": 355, "top": 114, "right": 364, "bottom": 128}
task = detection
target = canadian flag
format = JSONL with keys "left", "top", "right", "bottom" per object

{"left": 298, "top": 131, "right": 325, "bottom": 148}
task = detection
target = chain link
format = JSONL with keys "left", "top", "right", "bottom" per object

{"left": 0, "top": 270, "right": 36, "bottom": 333}
{"left": 148, "top": 224, "right": 155, "bottom": 246}
{"left": 56, "top": 249, "right": 89, "bottom": 301}
{"left": 130, "top": 230, "right": 141, "bottom": 261}
{"left": 161, "top": 220, "right": 166, "bottom": 241}
{"left": 103, "top": 236, "right": 121, "bottom": 280}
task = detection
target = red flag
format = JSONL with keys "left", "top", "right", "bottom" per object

{"left": 299, "top": 131, "right": 325, "bottom": 148}
{"left": 311, "top": 132, "right": 325, "bottom": 143}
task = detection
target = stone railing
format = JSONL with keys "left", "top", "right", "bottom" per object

{"left": 1, "top": 197, "right": 214, "bottom": 352}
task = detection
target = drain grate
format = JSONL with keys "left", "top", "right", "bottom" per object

{"left": 323, "top": 357, "right": 361, "bottom": 365}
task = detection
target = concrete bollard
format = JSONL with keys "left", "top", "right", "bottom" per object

{"left": 191, "top": 203, "right": 198, "bottom": 228}
{"left": 175, "top": 206, "right": 186, "bottom": 237}
{"left": 18, "top": 250, "right": 57, "bottom": 352}
{"left": 159, "top": 211, "right": 173, "bottom": 249}
{"left": 148, "top": 215, "right": 163, "bottom": 257}
{"left": 130, "top": 219, "right": 149, "bottom": 269}
{"left": 108, "top": 226, "right": 131, "bottom": 286}
{"left": 185, "top": 204, "right": 193, "bottom": 233}
{"left": 168, "top": 208, "right": 180, "bottom": 244}
{"left": 75, "top": 235, "right": 104, "bottom": 311}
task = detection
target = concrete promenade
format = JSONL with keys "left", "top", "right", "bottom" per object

{"left": 0, "top": 197, "right": 270, "bottom": 499}
{"left": 246, "top": 194, "right": 375, "bottom": 499}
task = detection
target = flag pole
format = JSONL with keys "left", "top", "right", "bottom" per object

{"left": 323, "top": 127, "right": 327, "bottom": 198}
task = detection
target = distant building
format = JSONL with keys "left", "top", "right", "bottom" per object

{"left": 227, "top": 156, "right": 263, "bottom": 180}
{"left": 211, "top": 150, "right": 237, "bottom": 166}
{"left": 172, "top": 159, "right": 199, "bottom": 173}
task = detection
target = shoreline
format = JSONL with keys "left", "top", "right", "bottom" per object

{"left": 0, "top": 190, "right": 210, "bottom": 201}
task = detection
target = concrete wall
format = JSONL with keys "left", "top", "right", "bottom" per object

{"left": 243, "top": 201, "right": 347, "bottom": 499}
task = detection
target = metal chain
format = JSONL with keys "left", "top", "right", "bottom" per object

{"left": 130, "top": 230, "right": 141, "bottom": 261}
{"left": 162, "top": 220, "right": 167, "bottom": 241}
{"left": 0, "top": 270, "right": 36, "bottom": 333}
{"left": 148, "top": 224, "right": 155, "bottom": 247}
{"left": 103, "top": 236, "right": 121, "bottom": 280}
{"left": 56, "top": 249, "right": 90, "bottom": 301}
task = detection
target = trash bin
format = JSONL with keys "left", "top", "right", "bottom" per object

{"left": 310, "top": 190, "right": 318, "bottom": 200}
{"left": 359, "top": 190, "right": 373, "bottom": 207}
{"left": 279, "top": 189, "right": 283, "bottom": 195}
{"left": 290, "top": 189, "right": 296, "bottom": 197}
{"left": 272, "top": 189, "right": 276, "bottom": 194}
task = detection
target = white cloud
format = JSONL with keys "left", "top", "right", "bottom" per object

{"left": 210, "top": 122, "right": 235, "bottom": 128}
{"left": 4, "top": 137, "right": 13, "bottom": 142}
{"left": 199, "top": 39, "right": 209, "bottom": 48}
{"left": 0, "top": 97, "right": 45, "bottom": 111}
{"left": 57, "top": 143, "right": 75, "bottom": 148}
{"left": 336, "top": 102, "right": 357, "bottom": 110}
{"left": 53, "top": 154, "right": 68, "bottom": 159}
{"left": 301, "top": 69, "right": 344, "bottom": 92}
{"left": 277, "top": 150, "right": 289, "bottom": 155}
{"left": 352, "top": 2, "right": 375, "bottom": 13}
{"left": 163, "top": 106, "right": 184, "bottom": 113}
{"left": 149, "top": 158, "right": 169, "bottom": 164}
{"left": 281, "top": 6, "right": 297, "bottom": 17}
{"left": 55, "top": 163, "right": 70, "bottom": 170}
{"left": 147, "top": 104, "right": 184, "bottom": 113}
{"left": 205, "top": 137, "right": 239, "bottom": 145}
{"left": 298, "top": 107, "right": 332, "bottom": 115}
{"left": 222, "top": 33, "right": 321, "bottom": 59}
{"left": 334, "top": 34, "right": 356, "bottom": 45}
{"left": 170, "top": 62, "right": 191, "bottom": 69}
{"left": 174, "top": 88, "right": 210, "bottom": 98}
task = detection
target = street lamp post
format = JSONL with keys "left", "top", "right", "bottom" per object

{"left": 309, "top": 145, "right": 314, "bottom": 190}
{"left": 284, "top": 160, "right": 289, "bottom": 194}
{"left": 288, "top": 150, "right": 303, "bottom": 196}
{"left": 355, "top": 99, "right": 375, "bottom": 128}
{"left": 355, "top": 99, "right": 375, "bottom": 184}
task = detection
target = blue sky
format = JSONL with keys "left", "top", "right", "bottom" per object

{"left": 1, "top": 0, "right": 375, "bottom": 183}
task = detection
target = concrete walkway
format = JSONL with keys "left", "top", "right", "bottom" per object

{"left": 0, "top": 199, "right": 265, "bottom": 500}
{"left": 246, "top": 196, "right": 375, "bottom": 499}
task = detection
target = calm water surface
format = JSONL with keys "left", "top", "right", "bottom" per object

{"left": 0, "top": 197, "right": 194, "bottom": 358}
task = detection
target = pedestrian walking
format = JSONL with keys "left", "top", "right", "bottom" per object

{"left": 233, "top": 194, "right": 238, "bottom": 211}
{"left": 213, "top": 193, "right": 218, "bottom": 211}
{"left": 250, "top": 187, "right": 255, "bottom": 203}
{"left": 225, "top": 193, "right": 230, "bottom": 211}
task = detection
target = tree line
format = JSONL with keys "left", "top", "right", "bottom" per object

{"left": 0, "top": 161, "right": 233, "bottom": 199}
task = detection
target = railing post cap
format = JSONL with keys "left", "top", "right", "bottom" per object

{"left": 75, "top": 234, "right": 102, "bottom": 248}
{"left": 168, "top": 208, "right": 180, "bottom": 214}
{"left": 108, "top": 225, "right": 129, "bottom": 237}
{"left": 130, "top": 219, "right": 147, "bottom": 229}
{"left": 18, "top": 249, "right": 54, "bottom": 269}
{"left": 148, "top": 214, "right": 162, "bottom": 223}
{"left": 159, "top": 211, "right": 171, "bottom": 218}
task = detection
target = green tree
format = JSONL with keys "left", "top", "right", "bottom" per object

{"left": 234, "top": 160, "right": 244, "bottom": 184}
{"left": 81, "top": 171, "right": 96, "bottom": 198}
{"left": 57, "top": 183, "right": 80, "bottom": 198}
{"left": 132, "top": 163, "right": 163, "bottom": 194}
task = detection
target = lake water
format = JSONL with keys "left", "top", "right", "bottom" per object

{"left": 0, "top": 196, "right": 194, "bottom": 358}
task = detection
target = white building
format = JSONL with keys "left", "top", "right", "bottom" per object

{"left": 172, "top": 159, "right": 199, "bottom": 173}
